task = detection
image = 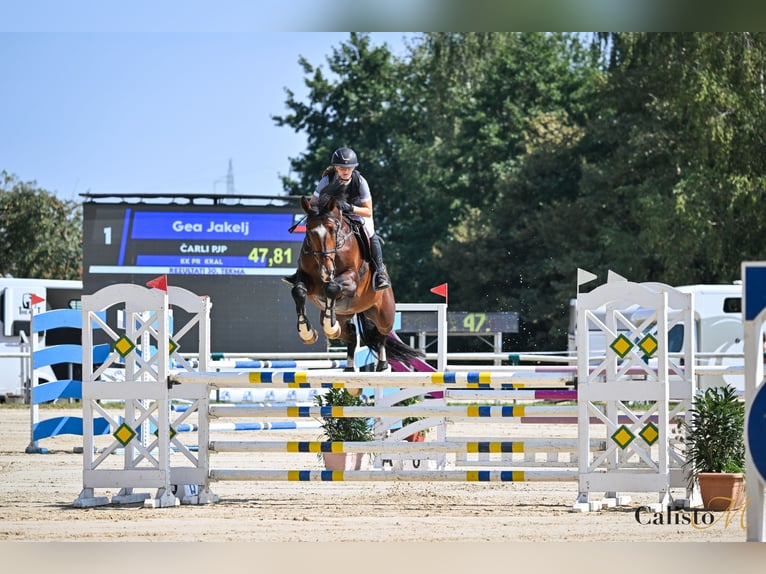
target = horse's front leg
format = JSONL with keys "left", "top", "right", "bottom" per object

{"left": 292, "top": 280, "right": 318, "bottom": 344}
{"left": 321, "top": 281, "right": 342, "bottom": 339}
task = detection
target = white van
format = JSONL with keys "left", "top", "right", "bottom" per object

{"left": 568, "top": 283, "right": 746, "bottom": 391}
{"left": 0, "top": 277, "right": 82, "bottom": 401}
{"left": 676, "top": 283, "right": 745, "bottom": 390}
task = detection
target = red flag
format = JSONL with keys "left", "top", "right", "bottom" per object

{"left": 30, "top": 294, "right": 45, "bottom": 306}
{"left": 146, "top": 275, "right": 168, "bottom": 292}
{"left": 430, "top": 283, "right": 448, "bottom": 303}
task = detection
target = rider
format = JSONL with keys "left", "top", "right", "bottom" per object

{"left": 283, "top": 147, "right": 391, "bottom": 291}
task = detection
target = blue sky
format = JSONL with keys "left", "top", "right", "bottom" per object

{"left": 2, "top": 1, "right": 739, "bottom": 203}
{"left": 1, "top": 31, "right": 412, "bottom": 201}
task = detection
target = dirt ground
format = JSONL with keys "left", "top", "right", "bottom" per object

{"left": 0, "top": 405, "right": 753, "bottom": 548}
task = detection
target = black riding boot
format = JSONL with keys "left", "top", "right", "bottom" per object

{"left": 369, "top": 234, "right": 391, "bottom": 291}
{"left": 282, "top": 270, "right": 299, "bottom": 286}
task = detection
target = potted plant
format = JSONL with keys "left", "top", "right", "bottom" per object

{"left": 681, "top": 384, "right": 745, "bottom": 511}
{"left": 314, "top": 388, "right": 374, "bottom": 470}
{"left": 396, "top": 395, "right": 427, "bottom": 442}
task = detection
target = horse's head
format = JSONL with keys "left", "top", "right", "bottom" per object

{"left": 300, "top": 195, "right": 344, "bottom": 283}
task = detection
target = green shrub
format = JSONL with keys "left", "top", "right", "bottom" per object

{"left": 314, "top": 388, "right": 374, "bottom": 442}
{"left": 681, "top": 384, "right": 745, "bottom": 486}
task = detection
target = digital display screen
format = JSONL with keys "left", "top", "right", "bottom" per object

{"left": 86, "top": 205, "right": 305, "bottom": 276}
{"left": 82, "top": 200, "right": 321, "bottom": 353}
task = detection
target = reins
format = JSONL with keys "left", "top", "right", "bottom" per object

{"left": 302, "top": 211, "right": 353, "bottom": 261}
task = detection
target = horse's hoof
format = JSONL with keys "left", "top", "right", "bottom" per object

{"left": 375, "top": 361, "right": 391, "bottom": 372}
{"left": 299, "top": 329, "right": 318, "bottom": 344}
{"left": 324, "top": 323, "right": 341, "bottom": 339}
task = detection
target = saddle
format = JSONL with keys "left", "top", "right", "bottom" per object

{"left": 343, "top": 215, "right": 371, "bottom": 263}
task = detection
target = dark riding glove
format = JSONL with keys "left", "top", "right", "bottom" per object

{"left": 338, "top": 201, "right": 354, "bottom": 214}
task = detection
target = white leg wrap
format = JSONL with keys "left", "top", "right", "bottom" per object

{"left": 297, "top": 317, "right": 318, "bottom": 343}
{"left": 323, "top": 319, "right": 341, "bottom": 339}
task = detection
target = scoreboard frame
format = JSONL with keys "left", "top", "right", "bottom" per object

{"left": 82, "top": 193, "right": 322, "bottom": 354}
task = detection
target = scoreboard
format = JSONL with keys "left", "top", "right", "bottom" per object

{"left": 82, "top": 197, "right": 324, "bottom": 353}
{"left": 84, "top": 204, "right": 302, "bottom": 277}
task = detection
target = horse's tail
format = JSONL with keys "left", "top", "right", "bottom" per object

{"left": 357, "top": 315, "right": 424, "bottom": 363}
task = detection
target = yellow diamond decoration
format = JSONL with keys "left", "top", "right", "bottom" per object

{"left": 611, "top": 425, "right": 636, "bottom": 449}
{"left": 113, "top": 422, "right": 137, "bottom": 446}
{"left": 153, "top": 425, "right": 177, "bottom": 439}
{"left": 168, "top": 338, "right": 179, "bottom": 355}
{"left": 610, "top": 334, "right": 634, "bottom": 358}
{"left": 639, "top": 422, "right": 659, "bottom": 446}
{"left": 638, "top": 333, "right": 658, "bottom": 358}
{"left": 113, "top": 335, "right": 136, "bottom": 358}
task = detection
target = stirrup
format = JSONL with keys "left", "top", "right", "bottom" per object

{"left": 373, "top": 270, "right": 391, "bottom": 291}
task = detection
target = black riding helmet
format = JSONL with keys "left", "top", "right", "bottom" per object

{"left": 331, "top": 147, "right": 358, "bottom": 167}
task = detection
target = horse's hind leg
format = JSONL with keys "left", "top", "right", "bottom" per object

{"left": 343, "top": 319, "right": 357, "bottom": 373}
{"left": 291, "top": 281, "right": 318, "bottom": 344}
{"left": 375, "top": 339, "right": 389, "bottom": 372}
{"left": 360, "top": 309, "right": 392, "bottom": 372}
{"left": 340, "top": 318, "right": 363, "bottom": 396}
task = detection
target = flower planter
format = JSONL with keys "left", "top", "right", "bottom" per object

{"left": 404, "top": 431, "right": 426, "bottom": 442}
{"left": 322, "top": 452, "right": 369, "bottom": 471}
{"left": 697, "top": 472, "right": 745, "bottom": 511}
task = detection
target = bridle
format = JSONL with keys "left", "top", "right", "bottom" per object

{"left": 302, "top": 211, "right": 353, "bottom": 280}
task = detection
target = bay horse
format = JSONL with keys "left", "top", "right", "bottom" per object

{"left": 289, "top": 192, "right": 422, "bottom": 372}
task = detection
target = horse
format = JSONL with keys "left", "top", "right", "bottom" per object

{"left": 289, "top": 192, "right": 422, "bottom": 373}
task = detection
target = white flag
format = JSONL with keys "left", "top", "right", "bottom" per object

{"left": 577, "top": 268, "right": 598, "bottom": 287}
{"left": 607, "top": 269, "right": 628, "bottom": 283}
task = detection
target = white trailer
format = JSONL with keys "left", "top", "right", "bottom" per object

{"left": 0, "top": 277, "right": 82, "bottom": 401}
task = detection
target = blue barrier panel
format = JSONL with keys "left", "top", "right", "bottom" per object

{"left": 33, "top": 416, "right": 110, "bottom": 441}
{"left": 748, "top": 382, "right": 766, "bottom": 484}
{"left": 33, "top": 343, "right": 111, "bottom": 369}
{"left": 32, "top": 309, "right": 106, "bottom": 333}
{"left": 32, "top": 380, "right": 81, "bottom": 404}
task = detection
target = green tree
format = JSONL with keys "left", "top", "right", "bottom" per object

{"left": 275, "top": 33, "right": 604, "bottom": 349}
{"left": 384, "top": 33, "right": 531, "bottom": 301}
{"left": 584, "top": 33, "right": 766, "bottom": 286}
{"left": 273, "top": 32, "right": 403, "bottom": 198}
{"left": 275, "top": 32, "right": 766, "bottom": 351}
{"left": 0, "top": 171, "right": 82, "bottom": 279}
{"left": 429, "top": 33, "right": 603, "bottom": 349}
{"left": 272, "top": 32, "right": 421, "bottom": 288}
